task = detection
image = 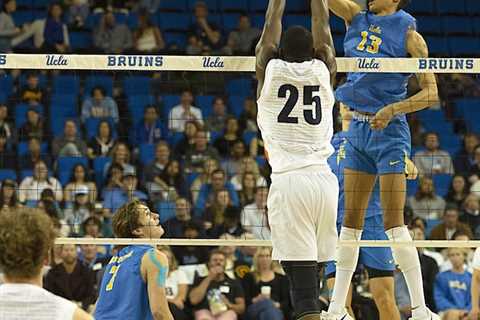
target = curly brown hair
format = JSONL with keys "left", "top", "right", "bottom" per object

{"left": 112, "top": 199, "right": 143, "bottom": 238}
{"left": 0, "top": 207, "right": 56, "bottom": 279}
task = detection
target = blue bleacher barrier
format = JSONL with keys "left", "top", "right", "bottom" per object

{"left": 243, "top": 131, "right": 257, "bottom": 147}
{"left": 220, "top": 0, "right": 248, "bottom": 12}
{"left": 15, "top": 103, "right": 44, "bottom": 127}
{"left": 432, "top": 174, "right": 452, "bottom": 198}
{"left": 436, "top": 0, "right": 466, "bottom": 15}
{"left": 70, "top": 31, "right": 92, "bottom": 50}
{"left": 17, "top": 142, "right": 48, "bottom": 157}
{"left": 156, "top": 201, "right": 176, "bottom": 223}
{"left": 425, "top": 36, "right": 448, "bottom": 55}
{"left": 406, "top": 0, "right": 435, "bottom": 14}
{"left": 222, "top": 13, "right": 241, "bottom": 32}
{"left": 123, "top": 76, "right": 152, "bottom": 96}
{"left": 139, "top": 144, "right": 156, "bottom": 166}
{"left": 448, "top": 36, "right": 480, "bottom": 56}
{"left": 93, "top": 156, "right": 112, "bottom": 188}
{"left": 157, "top": 12, "right": 191, "bottom": 31}
{"left": 53, "top": 74, "right": 80, "bottom": 95}
{"left": 0, "top": 75, "right": 13, "bottom": 100}
{"left": 85, "top": 117, "right": 115, "bottom": 140}
{"left": 426, "top": 218, "right": 442, "bottom": 239}
{"left": 84, "top": 74, "right": 114, "bottom": 97}
{"left": 226, "top": 78, "right": 253, "bottom": 96}
{"left": 57, "top": 157, "right": 89, "bottom": 186}
{"left": 417, "top": 16, "right": 443, "bottom": 35}
{"left": 249, "top": 0, "right": 268, "bottom": 12}
{"left": 0, "top": 169, "right": 17, "bottom": 182}
{"left": 229, "top": 95, "right": 247, "bottom": 117}
{"left": 158, "top": 0, "right": 187, "bottom": 11}
{"left": 163, "top": 32, "right": 187, "bottom": 48}
{"left": 442, "top": 16, "right": 473, "bottom": 35}
{"left": 407, "top": 178, "right": 419, "bottom": 197}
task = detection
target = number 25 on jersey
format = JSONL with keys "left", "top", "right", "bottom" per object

{"left": 357, "top": 31, "right": 382, "bottom": 54}
{"left": 277, "top": 84, "right": 322, "bottom": 125}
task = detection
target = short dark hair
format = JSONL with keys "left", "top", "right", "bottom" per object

{"left": 208, "top": 248, "right": 226, "bottom": 262}
{"left": 280, "top": 26, "right": 314, "bottom": 63}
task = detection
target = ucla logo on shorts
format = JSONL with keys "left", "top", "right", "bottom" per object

{"left": 418, "top": 58, "right": 474, "bottom": 71}
{"left": 0, "top": 54, "right": 6, "bottom": 65}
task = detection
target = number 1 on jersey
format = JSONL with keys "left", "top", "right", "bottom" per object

{"left": 277, "top": 84, "right": 322, "bottom": 125}
{"left": 357, "top": 31, "right": 382, "bottom": 54}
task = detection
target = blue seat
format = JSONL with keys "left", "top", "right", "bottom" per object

{"left": 15, "top": 103, "right": 44, "bottom": 127}
{"left": 405, "top": 0, "right": 435, "bottom": 14}
{"left": 407, "top": 178, "right": 418, "bottom": 197}
{"left": 85, "top": 117, "right": 115, "bottom": 139}
{"left": 157, "top": 13, "right": 191, "bottom": 31}
{"left": 250, "top": 14, "right": 265, "bottom": 29}
{"left": 330, "top": 15, "right": 346, "bottom": 34}
{"left": 162, "top": 95, "right": 181, "bottom": 119}
{"left": 123, "top": 76, "right": 151, "bottom": 96}
{"left": 158, "top": 0, "right": 187, "bottom": 11}
{"left": 15, "top": 0, "right": 33, "bottom": 8}
{"left": 53, "top": 74, "right": 80, "bottom": 95}
{"left": 466, "top": 0, "right": 480, "bottom": 15}
{"left": 85, "top": 74, "right": 114, "bottom": 97}
{"left": 285, "top": 0, "right": 308, "bottom": 13}
{"left": 464, "top": 110, "right": 480, "bottom": 133}
{"left": 243, "top": 131, "right": 257, "bottom": 146}
{"left": 50, "top": 116, "right": 68, "bottom": 137}
{"left": 226, "top": 78, "right": 253, "bottom": 96}
{"left": 440, "top": 135, "right": 462, "bottom": 155}
{"left": 249, "top": 0, "right": 268, "bottom": 12}
{"left": 186, "top": 172, "right": 200, "bottom": 188}
{"left": 167, "top": 132, "right": 184, "bottom": 148}
{"left": 0, "top": 75, "right": 13, "bottom": 99}
{"left": 448, "top": 36, "right": 480, "bottom": 56}
{"left": 284, "top": 14, "right": 311, "bottom": 29}
{"left": 12, "top": 10, "right": 35, "bottom": 25}
{"left": 417, "top": 16, "right": 442, "bottom": 35}
{"left": 127, "top": 95, "right": 155, "bottom": 119}
{"left": 17, "top": 142, "right": 48, "bottom": 157}
{"left": 432, "top": 174, "right": 452, "bottom": 197}
{"left": 416, "top": 109, "right": 446, "bottom": 123}
{"left": 436, "top": 0, "right": 466, "bottom": 15}
{"left": 187, "top": 0, "right": 218, "bottom": 11}
{"left": 333, "top": 35, "right": 345, "bottom": 55}
{"left": 0, "top": 169, "right": 17, "bottom": 182}
{"left": 113, "top": 12, "right": 128, "bottom": 25}
{"left": 93, "top": 156, "right": 111, "bottom": 188}
{"left": 163, "top": 32, "right": 187, "bottom": 48}
{"left": 220, "top": 0, "right": 248, "bottom": 12}
{"left": 70, "top": 31, "right": 92, "bottom": 50}
{"left": 454, "top": 98, "right": 479, "bottom": 117}
{"left": 156, "top": 201, "right": 176, "bottom": 223}
{"left": 222, "top": 13, "right": 241, "bottom": 32}
{"left": 57, "top": 156, "right": 89, "bottom": 186}
{"left": 31, "top": 0, "right": 50, "bottom": 9}
{"left": 426, "top": 219, "right": 442, "bottom": 239}
{"left": 425, "top": 36, "right": 448, "bottom": 55}
{"left": 139, "top": 143, "right": 155, "bottom": 166}
{"left": 196, "top": 95, "right": 215, "bottom": 118}
{"left": 50, "top": 95, "right": 77, "bottom": 119}
{"left": 442, "top": 16, "right": 473, "bottom": 35}
{"left": 229, "top": 95, "right": 247, "bottom": 117}
{"left": 85, "top": 13, "right": 102, "bottom": 29}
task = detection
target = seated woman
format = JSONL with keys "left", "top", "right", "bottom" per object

{"left": 0, "top": 179, "right": 21, "bottom": 210}
{"left": 87, "top": 120, "right": 116, "bottom": 158}
{"left": 191, "top": 158, "right": 219, "bottom": 204}
{"left": 241, "top": 247, "right": 291, "bottom": 320}
{"left": 63, "top": 163, "right": 97, "bottom": 203}
{"left": 230, "top": 157, "right": 267, "bottom": 191}
{"left": 18, "top": 161, "right": 62, "bottom": 204}
{"left": 133, "top": 11, "right": 165, "bottom": 53}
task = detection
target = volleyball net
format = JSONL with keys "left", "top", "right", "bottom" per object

{"left": 0, "top": 54, "right": 479, "bottom": 249}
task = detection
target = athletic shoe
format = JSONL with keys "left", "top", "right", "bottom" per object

{"left": 320, "top": 310, "right": 354, "bottom": 320}
{"left": 408, "top": 308, "right": 441, "bottom": 320}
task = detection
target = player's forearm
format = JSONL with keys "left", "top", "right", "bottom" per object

{"left": 472, "top": 271, "right": 480, "bottom": 310}
{"left": 391, "top": 78, "right": 439, "bottom": 115}
{"left": 328, "top": 0, "right": 361, "bottom": 23}
{"left": 312, "top": 0, "right": 334, "bottom": 50}
{"left": 265, "top": 0, "right": 286, "bottom": 23}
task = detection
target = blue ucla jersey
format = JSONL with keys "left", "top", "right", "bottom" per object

{"left": 328, "top": 132, "right": 383, "bottom": 228}
{"left": 336, "top": 10, "right": 417, "bottom": 113}
{"left": 95, "top": 245, "right": 153, "bottom": 320}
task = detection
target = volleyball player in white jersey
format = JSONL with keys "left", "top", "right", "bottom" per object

{"left": 0, "top": 207, "right": 92, "bottom": 320}
{"left": 256, "top": 0, "right": 337, "bottom": 319}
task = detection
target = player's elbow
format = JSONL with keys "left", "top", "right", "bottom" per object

{"left": 427, "top": 85, "right": 440, "bottom": 107}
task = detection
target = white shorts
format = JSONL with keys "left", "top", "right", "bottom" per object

{"left": 267, "top": 165, "right": 339, "bottom": 262}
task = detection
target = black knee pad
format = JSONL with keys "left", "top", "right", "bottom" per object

{"left": 281, "top": 261, "right": 321, "bottom": 319}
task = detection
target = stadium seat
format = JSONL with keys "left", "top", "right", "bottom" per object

{"left": 416, "top": 109, "right": 446, "bottom": 124}
{"left": 50, "top": 96, "right": 77, "bottom": 119}
{"left": 70, "top": 31, "right": 92, "bottom": 50}
{"left": 249, "top": 0, "right": 268, "bottom": 12}
{"left": 186, "top": 172, "right": 200, "bottom": 188}
{"left": 0, "top": 93, "right": 6, "bottom": 104}
{"left": 12, "top": 10, "right": 35, "bottom": 25}
{"left": 0, "top": 75, "right": 13, "bottom": 100}
{"left": 405, "top": 0, "right": 435, "bottom": 14}
{"left": 187, "top": 0, "right": 218, "bottom": 11}
{"left": 407, "top": 178, "right": 418, "bottom": 197}
{"left": 19, "top": 170, "right": 33, "bottom": 181}
{"left": 229, "top": 95, "right": 247, "bottom": 117}
{"left": 127, "top": 95, "right": 155, "bottom": 120}
{"left": 250, "top": 14, "right": 265, "bottom": 29}
{"left": 113, "top": 12, "right": 128, "bottom": 25}
{"left": 226, "top": 78, "right": 254, "bottom": 96}
{"left": 466, "top": 0, "right": 480, "bottom": 16}
{"left": 17, "top": 141, "right": 48, "bottom": 157}
{"left": 426, "top": 218, "right": 442, "bottom": 239}
{"left": 52, "top": 74, "right": 80, "bottom": 95}
{"left": 57, "top": 156, "right": 89, "bottom": 186}
{"left": 84, "top": 13, "right": 103, "bottom": 29}
{"left": 220, "top": 0, "right": 248, "bottom": 12}
{"left": 31, "top": 0, "right": 50, "bottom": 9}
{"left": 85, "top": 117, "right": 115, "bottom": 140}
{"left": 162, "top": 95, "right": 181, "bottom": 118}
{"left": 0, "top": 169, "right": 17, "bottom": 182}
{"left": 156, "top": 201, "right": 176, "bottom": 223}
{"left": 442, "top": 16, "right": 473, "bottom": 35}
{"left": 330, "top": 15, "right": 346, "bottom": 34}
{"left": 15, "top": 0, "right": 33, "bottom": 8}
{"left": 167, "top": 132, "right": 185, "bottom": 148}
{"left": 284, "top": 14, "right": 311, "bottom": 29}
{"left": 139, "top": 144, "right": 155, "bottom": 166}
{"left": 84, "top": 74, "right": 114, "bottom": 97}
{"left": 158, "top": 0, "right": 187, "bottom": 11}
{"left": 49, "top": 116, "right": 68, "bottom": 137}
{"left": 285, "top": 0, "right": 308, "bottom": 13}
{"left": 473, "top": 18, "right": 480, "bottom": 34}
{"left": 93, "top": 156, "right": 112, "bottom": 188}
{"left": 432, "top": 174, "right": 452, "bottom": 197}
{"left": 163, "top": 32, "right": 187, "bottom": 48}
{"left": 425, "top": 36, "right": 448, "bottom": 56}
{"left": 243, "top": 131, "right": 257, "bottom": 146}
{"left": 454, "top": 98, "right": 480, "bottom": 118}
{"left": 440, "top": 135, "right": 462, "bottom": 155}
{"left": 157, "top": 12, "right": 191, "bottom": 31}
{"left": 222, "top": 13, "right": 241, "bottom": 32}
{"left": 448, "top": 36, "right": 480, "bottom": 56}
{"left": 126, "top": 13, "right": 139, "bottom": 29}
{"left": 464, "top": 109, "right": 480, "bottom": 133}
{"left": 436, "top": 0, "right": 466, "bottom": 15}
{"left": 123, "top": 76, "right": 152, "bottom": 96}
{"left": 333, "top": 35, "right": 345, "bottom": 55}
{"left": 196, "top": 95, "right": 215, "bottom": 118}
{"left": 15, "top": 103, "right": 44, "bottom": 127}
{"left": 416, "top": 16, "right": 443, "bottom": 35}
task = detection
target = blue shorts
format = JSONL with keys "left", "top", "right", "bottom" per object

{"left": 325, "top": 219, "right": 395, "bottom": 277}
{"left": 343, "top": 115, "right": 411, "bottom": 175}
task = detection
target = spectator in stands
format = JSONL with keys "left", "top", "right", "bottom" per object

{"left": 172, "top": 221, "right": 209, "bottom": 265}
{"left": 165, "top": 197, "right": 204, "bottom": 238}
{"left": 144, "top": 140, "right": 170, "bottom": 179}
{"left": 238, "top": 97, "right": 258, "bottom": 133}
{"left": 209, "top": 205, "right": 246, "bottom": 239}
{"left": 79, "top": 238, "right": 110, "bottom": 294}
{"left": 67, "top": 0, "right": 90, "bottom": 29}
{"left": 18, "top": 161, "right": 62, "bottom": 203}
{"left": 93, "top": 10, "right": 132, "bottom": 54}
{"left": 460, "top": 194, "right": 480, "bottom": 237}
{"left": 45, "top": 244, "right": 96, "bottom": 311}
{"left": 184, "top": 129, "right": 221, "bottom": 174}
{"left": 14, "top": 3, "right": 70, "bottom": 53}
{"left": 168, "top": 89, "right": 204, "bottom": 133}
{"left": 223, "top": 140, "right": 247, "bottom": 178}
{"left": 0, "top": 0, "right": 20, "bottom": 52}
{"left": 64, "top": 185, "right": 93, "bottom": 236}
{"left": 407, "top": 176, "right": 446, "bottom": 220}
{"left": 0, "top": 104, "right": 13, "bottom": 141}
{"left": 189, "top": 249, "right": 245, "bottom": 320}
{"left": 189, "top": 1, "right": 223, "bottom": 53}
{"left": 468, "top": 145, "right": 480, "bottom": 182}
{"left": 158, "top": 246, "right": 189, "bottom": 320}
{"left": 434, "top": 248, "right": 471, "bottom": 320}
{"left": 174, "top": 121, "right": 199, "bottom": 158}
{"left": 134, "top": 105, "right": 164, "bottom": 146}
{"left": 205, "top": 97, "right": 230, "bottom": 132}
{"left": 203, "top": 189, "right": 232, "bottom": 233}
{"left": 103, "top": 163, "right": 124, "bottom": 193}
{"left": 186, "top": 34, "right": 203, "bottom": 55}
{"left": 148, "top": 159, "right": 187, "bottom": 202}
{"left": 87, "top": 119, "right": 116, "bottom": 158}
{"left": 103, "top": 142, "right": 133, "bottom": 177}
{"left": 64, "top": 164, "right": 97, "bottom": 203}
{"left": 225, "top": 15, "right": 261, "bottom": 56}
{"left": 195, "top": 168, "right": 239, "bottom": 216}
{"left": 18, "top": 72, "right": 46, "bottom": 106}
{"left": 37, "top": 197, "right": 69, "bottom": 236}
{"left": 133, "top": 0, "right": 161, "bottom": 14}
{"left": 414, "top": 132, "right": 454, "bottom": 176}
{"left": 230, "top": 157, "right": 266, "bottom": 191}
{"left": 242, "top": 247, "right": 290, "bottom": 320}
{"left": 52, "top": 120, "right": 87, "bottom": 157}
{"left": 103, "top": 166, "right": 147, "bottom": 214}
{"left": 445, "top": 175, "right": 470, "bottom": 209}
{"left": 133, "top": 11, "right": 165, "bottom": 53}
{"left": 191, "top": 158, "right": 220, "bottom": 204}
{"left": 454, "top": 133, "right": 479, "bottom": 175}
{"left": 429, "top": 207, "right": 473, "bottom": 241}
{"left": 0, "top": 179, "right": 19, "bottom": 210}
{"left": 241, "top": 187, "right": 270, "bottom": 240}
{"left": 19, "top": 137, "right": 51, "bottom": 170}
{"left": 214, "top": 117, "right": 242, "bottom": 158}
{"left": 82, "top": 216, "right": 103, "bottom": 238}
{"left": 0, "top": 127, "right": 14, "bottom": 169}
{"left": 238, "top": 172, "right": 257, "bottom": 206}
{"left": 81, "top": 86, "right": 119, "bottom": 123}
{"left": 18, "top": 108, "right": 47, "bottom": 142}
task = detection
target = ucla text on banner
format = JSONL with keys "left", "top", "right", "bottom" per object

{"left": 0, "top": 54, "right": 478, "bottom": 73}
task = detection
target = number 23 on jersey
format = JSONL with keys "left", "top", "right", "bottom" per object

{"left": 357, "top": 31, "right": 382, "bottom": 54}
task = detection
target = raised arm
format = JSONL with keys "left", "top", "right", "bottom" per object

{"left": 312, "top": 0, "right": 337, "bottom": 83}
{"left": 328, "top": 0, "right": 361, "bottom": 25}
{"left": 255, "top": 0, "right": 285, "bottom": 98}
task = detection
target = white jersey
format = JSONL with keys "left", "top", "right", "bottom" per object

{"left": 257, "top": 58, "right": 335, "bottom": 173}
{"left": 0, "top": 283, "right": 77, "bottom": 320}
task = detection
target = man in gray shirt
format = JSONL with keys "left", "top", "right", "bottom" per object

{"left": 52, "top": 120, "right": 88, "bottom": 157}
{"left": 93, "top": 11, "right": 132, "bottom": 54}
{"left": 226, "top": 15, "right": 261, "bottom": 55}
{"left": 414, "top": 132, "right": 454, "bottom": 175}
